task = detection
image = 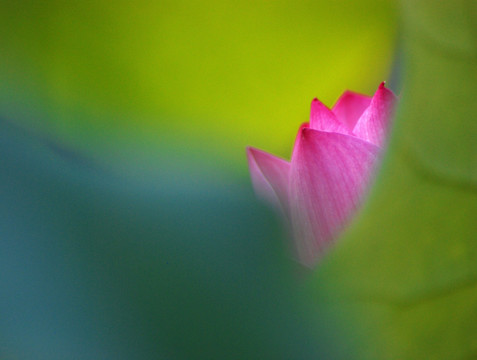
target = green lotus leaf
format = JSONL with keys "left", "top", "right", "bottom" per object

{"left": 310, "top": 1, "right": 477, "bottom": 358}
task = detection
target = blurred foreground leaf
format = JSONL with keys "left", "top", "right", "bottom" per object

{"left": 310, "top": 1, "right": 477, "bottom": 359}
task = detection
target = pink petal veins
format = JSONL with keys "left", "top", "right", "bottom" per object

{"left": 289, "top": 128, "right": 379, "bottom": 267}
{"left": 309, "top": 98, "right": 350, "bottom": 135}
{"left": 332, "top": 90, "right": 372, "bottom": 130}
{"left": 246, "top": 83, "right": 396, "bottom": 267}
{"left": 353, "top": 82, "right": 397, "bottom": 147}
{"left": 246, "top": 147, "right": 290, "bottom": 216}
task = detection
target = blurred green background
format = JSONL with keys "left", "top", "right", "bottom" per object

{"left": 5, "top": 1, "right": 475, "bottom": 360}
{"left": 0, "top": 0, "right": 397, "bottom": 174}
{"left": 0, "top": 2, "right": 398, "bottom": 358}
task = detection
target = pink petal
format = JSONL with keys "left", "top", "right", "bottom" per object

{"left": 246, "top": 147, "right": 290, "bottom": 216}
{"left": 332, "top": 90, "right": 372, "bottom": 130}
{"left": 289, "top": 128, "right": 379, "bottom": 267}
{"left": 352, "top": 82, "right": 397, "bottom": 147}
{"left": 309, "top": 98, "right": 350, "bottom": 135}
{"left": 291, "top": 122, "right": 309, "bottom": 157}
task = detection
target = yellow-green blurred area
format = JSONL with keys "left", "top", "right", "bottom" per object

{"left": 0, "top": 0, "right": 396, "bottom": 173}
{"left": 2, "top": 1, "right": 476, "bottom": 359}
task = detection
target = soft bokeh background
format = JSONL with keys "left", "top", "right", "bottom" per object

{"left": 4, "top": 1, "right": 475, "bottom": 359}
{"left": 0, "top": 2, "right": 397, "bottom": 358}
{"left": 0, "top": 0, "right": 397, "bottom": 175}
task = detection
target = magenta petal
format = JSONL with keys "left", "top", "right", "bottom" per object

{"left": 353, "top": 82, "right": 397, "bottom": 147}
{"left": 309, "top": 98, "right": 350, "bottom": 135}
{"left": 291, "top": 122, "right": 309, "bottom": 158}
{"left": 289, "top": 128, "right": 379, "bottom": 267}
{"left": 246, "top": 147, "right": 290, "bottom": 216}
{"left": 332, "top": 90, "right": 372, "bottom": 130}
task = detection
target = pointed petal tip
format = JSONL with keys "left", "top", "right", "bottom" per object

{"left": 373, "top": 81, "right": 398, "bottom": 104}
{"left": 301, "top": 127, "right": 332, "bottom": 143}
{"left": 301, "top": 127, "right": 330, "bottom": 140}
{"left": 245, "top": 146, "right": 291, "bottom": 215}
{"left": 375, "top": 81, "right": 397, "bottom": 99}
{"left": 246, "top": 146, "right": 273, "bottom": 164}
{"left": 310, "top": 97, "right": 326, "bottom": 110}
{"left": 310, "top": 97, "right": 350, "bottom": 134}
{"left": 334, "top": 89, "right": 373, "bottom": 105}
{"left": 292, "top": 122, "right": 310, "bottom": 155}
{"left": 311, "top": 96, "right": 335, "bottom": 112}
{"left": 352, "top": 81, "right": 397, "bottom": 146}
{"left": 340, "top": 89, "right": 364, "bottom": 97}
{"left": 296, "top": 122, "right": 310, "bottom": 138}
{"left": 246, "top": 146, "right": 290, "bottom": 167}
{"left": 300, "top": 126, "right": 314, "bottom": 141}
{"left": 246, "top": 146, "right": 257, "bottom": 161}
{"left": 298, "top": 128, "right": 332, "bottom": 149}
{"left": 332, "top": 90, "right": 373, "bottom": 130}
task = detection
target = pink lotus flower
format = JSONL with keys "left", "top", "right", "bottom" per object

{"left": 247, "top": 83, "right": 396, "bottom": 267}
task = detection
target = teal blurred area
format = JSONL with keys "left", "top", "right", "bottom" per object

{"left": 1, "top": 0, "right": 476, "bottom": 357}
{"left": 0, "top": 118, "right": 323, "bottom": 359}
{"left": 0, "top": 1, "right": 399, "bottom": 358}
